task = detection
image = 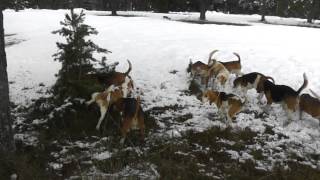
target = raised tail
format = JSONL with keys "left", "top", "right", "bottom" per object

{"left": 233, "top": 52, "right": 241, "bottom": 63}
{"left": 187, "top": 59, "right": 192, "bottom": 73}
{"left": 124, "top": 60, "right": 132, "bottom": 76}
{"left": 208, "top": 49, "right": 219, "bottom": 64}
{"left": 265, "top": 76, "right": 275, "bottom": 83}
{"left": 310, "top": 89, "right": 320, "bottom": 99}
{"left": 296, "top": 73, "right": 308, "bottom": 95}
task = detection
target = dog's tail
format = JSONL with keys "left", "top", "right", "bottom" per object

{"left": 187, "top": 59, "right": 192, "bottom": 73}
{"left": 265, "top": 76, "right": 275, "bottom": 83}
{"left": 233, "top": 52, "right": 241, "bottom": 63}
{"left": 124, "top": 60, "right": 132, "bottom": 76}
{"left": 310, "top": 89, "right": 320, "bottom": 99}
{"left": 296, "top": 73, "right": 308, "bottom": 95}
{"left": 208, "top": 49, "right": 219, "bottom": 64}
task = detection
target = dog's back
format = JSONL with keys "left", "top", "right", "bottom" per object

{"left": 219, "top": 92, "right": 236, "bottom": 102}
{"left": 220, "top": 53, "right": 241, "bottom": 74}
{"left": 265, "top": 81, "right": 297, "bottom": 102}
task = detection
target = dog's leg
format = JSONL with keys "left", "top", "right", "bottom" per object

{"left": 217, "top": 107, "right": 224, "bottom": 118}
{"left": 86, "top": 99, "right": 95, "bottom": 106}
{"left": 96, "top": 106, "right": 107, "bottom": 131}
{"left": 282, "top": 103, "right": 293, "bottom": 126}
{"left": 258, "top": 93, "right": 264, "bottom": 104}
{"left": 120, "top": 117, "right": 131, "bottom": 144}
{"left": 299, "top": 109, "right": 303, "bottom": 120}
{"left": 226, "top": 113, "right": 232, "bottom": 126}
{"left": 287, "top": 109, "right": 293, "bottom": 121}
{"left": 241, "top": 88, "right": 248, "bottom": 101}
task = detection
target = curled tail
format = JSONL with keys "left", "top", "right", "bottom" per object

{"left": 124, "top": 60, "right": 132, "bottom": 76}
{"left": 297, "top": 73, "right": 308, "bottom": 95}
{"left": 233, "top": 52, "right": 241, "bottom": 63}
{"left": 208, "top": 49, "right": 219, "bottom": 64}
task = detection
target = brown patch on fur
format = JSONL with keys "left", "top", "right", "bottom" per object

{"left": 221, "top": 61, "right": 241, "bottom": 73}
{"left": 208, "top": 51, "right": 241, "bottom": 75}
{"left": 202, "top": 90, "right": 244, "bottom": 121}
{"left": 190, "top": 61, "right": 210, "bottom": 76}
{"left": 189, "top": 61, "right": 213, "bottom": 86}
{"left": 113, "top": 97, "right": 145, "bottom": 142}
{"left": 300, "top": 93, "right": 320, "bottom": 119}
{"left": 228, "top": 99, "right": 243, "bottom": 120}
{"left": 88, "top": 60, "right": 133, "bottom": 89}
{"left": 208, "top": 62, "right": 229, "bottom": 86}
{"left": 209, "top": 63, "right": 225, "bottom": 77}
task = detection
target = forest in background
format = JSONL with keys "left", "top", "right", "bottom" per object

{"left": 7, "top": 0, "right": 320, "bottom": 22}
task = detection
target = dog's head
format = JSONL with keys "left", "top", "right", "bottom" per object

{"left": 202, "top": 90, "right": 219, "bottom": 104}
{"left": 256, "top": 76, "right": 270, "bottom": 93}
{"left": 233, "top": 77, "right": 242, "bottom": 88}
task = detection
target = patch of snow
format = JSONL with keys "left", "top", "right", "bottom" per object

{"left": 93, "top": 151, "right": 112, "bottom": 161}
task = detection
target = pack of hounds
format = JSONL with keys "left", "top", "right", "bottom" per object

{"left": 86, "top": 50, "right": 320, "bottom": 144}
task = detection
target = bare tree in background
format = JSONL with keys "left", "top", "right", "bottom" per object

{"left": 110, "top": 0, "right": 119, "bottom": 16}
{"left": 307, "top": 0, "right": 319, "bottom": 23}
{"left": 198, "top": 0, "right": 208, "bottom": 20}
{"left": 0, "top": 4, "right": 15, "bottom": 153}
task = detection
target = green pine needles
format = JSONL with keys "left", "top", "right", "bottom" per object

{"left": 52, "top": 9, "right": 110, "bottom": 99}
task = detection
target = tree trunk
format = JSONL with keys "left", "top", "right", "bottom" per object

{"left": 260, "top": 0, "right": 266, "bottom": 22}
{"left": 110, "top": 0, "right": 118, "bottom": 16}
{"left": 307, "top": 0, "right": 317, "bottom": 23}
{"left": 276, "top": 0, "right": 288, "bottom": 17}
{"left": 199, "top": 0, "right": 207, "bottom": 20}
{"left": 0, "top": 8, "right": 15, "bottom": 153}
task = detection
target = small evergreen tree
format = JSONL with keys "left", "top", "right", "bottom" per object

{"left": 52, "top": 9, "right": 110, "bottom": 99}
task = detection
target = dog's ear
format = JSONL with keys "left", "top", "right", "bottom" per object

{"left": 256, "top": 77, "right": 266, "bottom": 93}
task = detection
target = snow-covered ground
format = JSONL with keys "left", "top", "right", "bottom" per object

{"left": 4, "top": 9, "right": 320, "bottom": 176}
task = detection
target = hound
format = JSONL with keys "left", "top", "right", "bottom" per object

{"left": 112, "top": 97, "right": 145, "bottom": 143}
{"left": 202, "top": 90, "right": 245, "bottom": 124}
{"left": 208, "top": 50, "right": 242, "bottom": 76}
{"left": 256, "top": 73, "right": 308, "bottom": 121}
{"left": 207, "top": 61, "right": 230, "bottom": 89}
{"left": 187, "top": 60, "right": 212, "bottom": 86}
{"left": 89, "top": 60, "right": 134, "bottom": 90}
{"left": 86, "top": 85, "right": 125, "bottom": 130}
{"left": 233, "top": 72, "right": 275, "bottom": 101}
